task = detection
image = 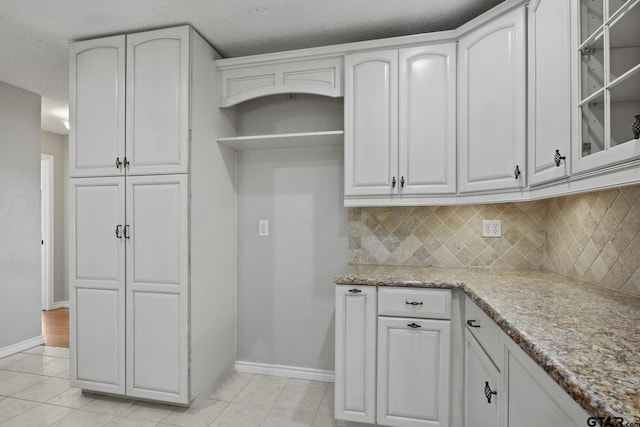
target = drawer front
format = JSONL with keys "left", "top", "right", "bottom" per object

{"left": 378, "top": 287, "right": 451, "bottom": 319}
{"left": 465, "top": 296, "right": 501, "bottom": 368}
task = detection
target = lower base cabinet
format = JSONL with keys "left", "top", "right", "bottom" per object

{"left": 335, "top": 286, "right": 452, "bottom": 427}
{"left": 377, "top": 317, "right": 450, "bottom": 427}
{"left": 464, "top": 331, "right": 499, "bottom": 427}
{"left": 464, "top": 297, "right": 590, "bottom": 427}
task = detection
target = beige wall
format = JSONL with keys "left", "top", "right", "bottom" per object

{"left": 349, "top": 184, "right": 640, "bottom": 298}
{"left": 0, "top": 81, "right": 42, "bottom": 350}
{"left": 41, "top": 131, "right": 69, "bottom": 303}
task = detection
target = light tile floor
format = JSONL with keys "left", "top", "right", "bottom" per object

{"left": 0, "top": 346, "right": 335, "bottom": 426}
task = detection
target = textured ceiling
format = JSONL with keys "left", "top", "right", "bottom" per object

{"left": 0, "top": 0, "right": 504, "bottom": 135}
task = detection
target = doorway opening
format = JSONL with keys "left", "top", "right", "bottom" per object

{"left": 41, "top": 153, "right": 69, "bottom": 347}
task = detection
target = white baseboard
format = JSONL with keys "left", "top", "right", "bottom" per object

{"left": 235, "top": 361, "right": 334, "bottom": 382}
{"left": 0, "top": 335, "right": 45, "bottom": 359}
{"left": 52, "top": 301, "right": 69, "bottom": 309}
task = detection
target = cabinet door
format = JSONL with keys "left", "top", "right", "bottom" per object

{"left": 344, "top": 50, "right": 399, "bottom": 196}
{"left": 70, "top": 177, "right": 125, "bottom": 395}
{"left": 125, "top": 175, "right": 189, "bottom": 404}
{"left": 458, "top": 7, "right": 526, "bottom": 193}
{"left": 126, "top": 27, "right": 190, "bottom": 175}
{"left": 335, "top": 286, "right": 377, "bottom": 424}
{"left": 528, "top": 0, "right": 572, "bottom": 186}
{"left": 377, "top": 317, "right": 451, "bottom": 427}
{"left": 69, "top": 36, "right": 125, "bottom": 177}
{"left": 399, "top": 44, "right": 457, "bottom": 195}
{"left": 504, "top": 337, "right": 589, "bottom": 427}
{"left": 465, "top": 331, "right": 499, "bottom": 427}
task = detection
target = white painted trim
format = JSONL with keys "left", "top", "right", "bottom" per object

{"left": 52, "top": 301, "right": 69, "bottom": 309}
{"left": 235, "top": 361, "right": 335, "bottom": 382}
{"left": 41, "top": 154, "right": 54, "bottom": 311}
{"left": 0, "top": 336, "right": 45, "bottom": 359}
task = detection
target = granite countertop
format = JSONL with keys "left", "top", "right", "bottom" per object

{"left": 335, "top": 264, "right": 640, "bottom": 422}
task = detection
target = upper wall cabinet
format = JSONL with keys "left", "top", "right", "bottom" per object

{"left": 573, "top": 0, "right": 640, "bottom": 174}
{"left": 218, "top": 57, "right": 343, "bottom": 107}
{"left": 126, "top": 27, "right": 190, "bottom": 175}
{"left": 70, "top": 27, "right": 190, "bottom": 178}
{"left": 528, "top": 0, "right": 573, "bottom": 186}
{"left": 69, "top": 36, "right": 126, "bottom": 178}
{"left": 345, "top": 50, "right": 398, "bottom": 197}
{"left": 344, "top": 44, "right": 457, "bottom": 198}
{"left": 458, "top": 6, "right": 526, "bottom": 193}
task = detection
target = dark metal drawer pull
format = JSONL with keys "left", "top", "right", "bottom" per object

{"left": 467, "top": 320, "right": 480, "bottom": 328}
{"left": 348, "top": 289, "right": 362, "bottom": 294}
{"left": 485, "top": 381, "right": 497, "bottom": 403}
{"left": 407, "top": 323, "right": 421, "bottom": 328}
{"left": 405, "top": 301, "right": 423, "bottom": 306}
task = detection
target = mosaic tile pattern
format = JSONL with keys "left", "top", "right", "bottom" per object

{"left": 349, "top": 203, "right": 547, "bottom": 269}
{"left": 545, "top": 185, "right": 640, "bottom": 297}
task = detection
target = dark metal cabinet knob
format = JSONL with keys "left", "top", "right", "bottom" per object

{"left": 392, "top": 176, "right": 396, "bottom": 188}
{"left": 514, "top": 165, "right": 521, "bottom": 179}
{"left": 485, "top": 381, "right": 497, "bottom": 403}
{"left": 116, "top": 157, "right": 122, "bottom": 169}
{"left": 400, "top": 176, "right": 405, "bottom": 188}
{"left": 554, "top": 149, "right": 566, "bottom": 167}
{"left": 123, "top": 157, "right": 130, "bottom": 168}
{"left": 467, "top": 320, "right": 480, "bottom": 328}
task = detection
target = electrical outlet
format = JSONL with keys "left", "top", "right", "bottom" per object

{"left": 482, "top": 220, "right": 501, "bottom": 238}
{"left": 259, "top": 219, "right": 269, "bottom": 236}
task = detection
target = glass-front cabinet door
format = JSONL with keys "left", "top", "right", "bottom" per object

{"left": 574, "top": 0, "right": 640, "bottom": 173}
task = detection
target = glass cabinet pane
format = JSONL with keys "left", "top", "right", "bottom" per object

{"left": 609, "top": 1, "right": 640, "bottom": 81}
{"left": 609, "top": 0, "right": 629, "bottom": 17}
{"left": 581, "top": 0, "right": 604, "bottom": 42}
{"left": 610, "top": 69, "right": 640, "bottom": 147}
{"left": 581, "top": 35, "right": 605, "bottom": 99}
{"left": 581, "top": 92, "right": 606, "bottom": 157}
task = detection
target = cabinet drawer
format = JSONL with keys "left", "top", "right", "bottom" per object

{"left": 378, "top": 287, "right": 451, "bottom": 319}
{"left": 465, "top": 296, "right": 501, "bottom": 368}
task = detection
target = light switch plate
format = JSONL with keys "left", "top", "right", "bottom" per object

{"left": 259, "top": 219, "right": 269, "bottom": 236}
{"left": 482, "top": 220, "right": 501, "bottom": 237}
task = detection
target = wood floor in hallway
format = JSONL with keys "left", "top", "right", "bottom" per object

{"left": 42, "top": 308, "right": 69, "bottom": 348}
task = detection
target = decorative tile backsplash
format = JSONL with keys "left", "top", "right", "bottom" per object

{"left": 349, "top": 184, "right": 640, "bottom": 298}
{"left": 545, "top": 185, "right": 640, "bottom": 297}
{"left": 349, "top": 202, "right": 547, "bottom": 269}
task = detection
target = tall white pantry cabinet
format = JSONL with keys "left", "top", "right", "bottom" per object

{"left": 68, "top": 25, "right": 237, "bottom": 405}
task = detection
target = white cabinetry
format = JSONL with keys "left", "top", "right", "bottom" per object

{"left": 464, "top": 331, "right": 499, "bottom": 427}
{"left": 377, "top": 317, "right": 451, "bottom": 427}
{"left": 528, "top": 0, "right": 572, "bottom": 186}
{"left": 219, "top": 56, "right": 343, "bottom": 107}
{"left": 69, "top": 26, "right": 236, "bottom": 405}
{"left": 464, "top": 297, "right": 590, "bottom": 427}
{"left": 335, "top": 285, "right": 377, "bottom": 424}
{"left": 345, "top": 50, "right": 398, "bottom": 197}
{"left": 573, "top": 0, "right": 640, "bottom": 173}
{"left": 345, "top": 44, "right": 456, "bottom": 198}
{"left": 126, "top": 27, "right": 190, "bottom": 175}
{"left": 69, "top": 177, "right": 125, "bottom": 395}
{"left": 458, "top": 6, "right": 526, "bottom": 193}
{"left": 504, "top": 336, "right": 589, "bottom": 426}
{"left": 70, "top": 27, "right": 190, "bottom": 178}
{"left": 69, "top": 36, "right": 125, "bottom": 177}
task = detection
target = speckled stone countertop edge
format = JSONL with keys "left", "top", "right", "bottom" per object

{"left": 462, "top": 287, "right": 616, "bottom": 420}
{"left": 334, "top": 272, "right": 622, "bottom": 421}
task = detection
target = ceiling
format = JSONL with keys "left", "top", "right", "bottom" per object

{"left": 0, "top": 0, "right": 504, "bottom": 135}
